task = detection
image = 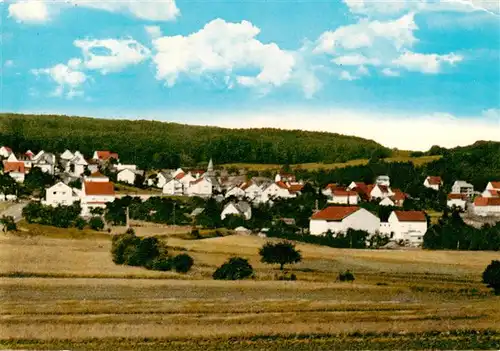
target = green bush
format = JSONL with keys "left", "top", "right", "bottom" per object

{"left": 213, "top": 257, "right": 254, "bottom": 280}
{"left": 338, "top": 270, "right": 355, "bottom": 282}
{"left": 89, "top": 217, "right": 105, "bottom": 231}
{"left": 483, "top": 260, "right": 500, "bottom": 295}
{"left": 0, "top": 216, "right": 16, "bottom": 232}
{"left": 171, "top": 253, "right": 194, "bottom": 273}
{"left": 276, "top": 272, "right": 297, "bottom": 281}
{"left": 111, "top": 233, "right": 140, "bottom": 265}
{"left": 151, "top": 257, "right": 172, "bottom": 271}
{"left": 74, "top": 217, "right": 87, "bottom": 230}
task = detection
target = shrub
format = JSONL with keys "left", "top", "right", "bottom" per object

{"left": 213, "top": 257, "right": 254, "bottom": 280}
{"left": 171, "top": 253, "right": 194, "bottom": 273}
{"left": 275, "top": 271, "right": 297, "bottom": 281}
{"left": 483, "top": 260, "right": 500, "bottom": 295}
{"left": 259, "top": 241, "right": 302, "bottom": 271}
{"left": 89, "top": 217, "right": 105, "bottom": 231}
{"left": 151, "top": 257, "right": 172, "bottom": 271}
{"left": 111, "top": 233, "right": 140, "bottom": 265}
{"left": 191, "top": 228, "right": 201, "bottom": 239}
{"left": 128, "top": 237, "right": 161, "bottom": 267}
{"left": 338, "top": 270, "right": 355, "bottom": 282}
{"left": 0, "top": 216, "right": 16, "bottom": 232}
{"left": 74, "top": 217, "right": 87, "bottom": 230}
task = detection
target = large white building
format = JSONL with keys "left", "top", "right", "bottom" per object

{"left": 451, "top": 180, "right": 474, "bottom": 198}
{"left": 473, "top": 197, "right": 500, "bottom": 217}
{"left": 447, "top": 194, "right": 467, "bottom": 210}
{"left": 42, "top": 182, "right": 80, "bottom": 207}
{"left": 309, "top": 206, "right": 380, "bottom": 236}
{"left": 81, "top": 180, "right": 115, "bottom": 217}
{"left": 327, "top": 189, "right": 359, "bottom": 205}
{"left": 162, "top": 178, "right": 183, "bottom": 195}
{"left": 117, "top": 168, "right": 143, "bottom": 185}
{"left": 382, "top": 211, "right": 428, "bottom": 246}
{"left": 185, "top": 177, "right": 212, "bottom": 197}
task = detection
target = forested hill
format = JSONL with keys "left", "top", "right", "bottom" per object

{"left": 0, "top": 113, "right": 391, "bottom": 169}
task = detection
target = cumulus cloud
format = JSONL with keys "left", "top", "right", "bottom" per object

{"left": 8, "top": 0, "right": 179, "bottom": 24}
{"left": 393, "top": 51, "right": 463, "bottom": 73}
{"left": 8, "top": 0, "right": 49, "bottom": 23}
{"left": 381, "top": 67, "right": 400, "bottom": 76}
{"left": 74, "top": 38, "right": 151, "bottom": 74}
{"left": 183, "top": 109, "right": 500, "bottom": 150}
{"left": 32, "top": 60, "right": 87, "bottom": 99}
{"left": 152, "top": 19, "right": 295, "bottom": 90}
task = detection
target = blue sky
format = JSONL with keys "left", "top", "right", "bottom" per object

{"left": 1, "top": 0, "right": 499, "bottom": 150}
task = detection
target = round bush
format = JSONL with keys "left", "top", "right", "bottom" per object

{"left": 338, "top": 270, "right": 355, "bottom": 282}
{"left": 151, "top": 257, "right": 172, "bottom": 271}
{"left": 171, "top": 253, "right": 194, "bottom": 273}
{"left": 213, "top": 257, "right": 254, "bottom": 280}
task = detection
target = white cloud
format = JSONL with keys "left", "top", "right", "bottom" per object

{"left": 145, "top": 25, "right": 162, "bottom": 39}
{"left": 32, "top": 60, "right": 87, "bottom": 99}
{"left": 152, "top": 19, "right": 295, "bottom": 90}
{"left": 342, "top": 0, "right": 500, "bottom": 17}
{"left": 315, "top": 13, "right": 417, "bottom": 54}
{"left": 393, "top": 51, "right": 463, "bottom": 73}
{"left": 381, "top": 67, "right": 400, "bottom": 76}
{"left": 482, "top": 108, "right": 500, "bottom": 119}
{"left": 8, "top": 0, "right": 49, "bottom": 23}
{"left": 339, "top": 70, "right": 358, "bottom": 81}
{"left": 333, "top": 54, "right": 381, "bottom": 66}
{"left": 182, "top": 108, "right": 500, "bottom": 151}
{"left": 4, "top": 60, "right": 14, "bottom": 68}
{"left": 8, "top": 0, "right": 179, "bottom": 24}
{"left": 74, "top": 38, "right": 151, "bottom": 74}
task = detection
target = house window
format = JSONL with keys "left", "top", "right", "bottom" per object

{"left": 53, "top": 191, "right": 57, "bottom": 195}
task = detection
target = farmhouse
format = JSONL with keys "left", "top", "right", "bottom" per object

{"left": 482, "top": 181, "right": 500, "bottom": 198}
{"left": 42, "top": 182, "right": 80, "bottom": 207}
{"left": 309, "top": 206, "right": 380, "bottom": 236}
{"left": 162, "top": 178, "right": 183, "bottom": 195}
{"left": 368, "top": 184, "right": 394, "bottom": 200}
{"left": 447, "top": 193, "right": 467, "bottom": 210}
{"left": 473, "top": 197, "right": 500, "bottom": 217}
{"left": 261, "top": 181, "right": 297, "bottom": 202}
{"left": 424, "top": 176, "right": 442, "bottom": 191}
{"left": 117, "top": 168, "right": 144, "bottom": 185}
{"left": 328, "top": 189, "right": 359, "bottom": 205}
{"left": 451, "top": 180, "right": 474, "bottom": 198}
{"left": 81, "top": 180, "right": 115, "bottom": 217}
{"left": 0, "top": 146, "right": 12, "bottom": 158}
{"left": 185, "top": 177, "right": 212, "bottom": 197}
{"left": 32, "top": 152, "right": 56, "bottom": 175}
{"left": 221, "top": 201, "right": 252, "bottom": 220}
{"left": 385, "top": 211, "right": 428, "bottom": 246}
{"left": 3, "top": 161, "right": 27, "bottom": 183}
{"left": 225, "top": 185, "right": 246, "bottom": 198}
{"left": 241, "top": 181, "right": 263, "bottom": 201}
{"left": 66, "top": 154, "right": 88, "bottom": 177}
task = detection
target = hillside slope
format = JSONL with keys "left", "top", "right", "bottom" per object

{"left": 0, "top": 113, "right": 390, "bottom": 168}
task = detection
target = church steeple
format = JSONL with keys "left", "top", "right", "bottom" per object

{"left": 207, "top": 158, "right": 214, "bottom": 176}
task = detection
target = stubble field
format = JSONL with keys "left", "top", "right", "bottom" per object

{"left": 0, "top": 223, "right": 499, "bottom": 350}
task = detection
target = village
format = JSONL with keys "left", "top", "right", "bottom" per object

{"left": 1, "top": 145, "right": 499, "bottom": 248}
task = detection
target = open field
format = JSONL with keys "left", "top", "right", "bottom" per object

{"left": 0, "top": 224, "right": 499, "bottom": 350}
{"left": 222, "top": 155, "right": 442, "bottom": 172}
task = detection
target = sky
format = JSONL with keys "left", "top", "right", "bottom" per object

{"left": 1, "top": 0, "right": 499, "bottom": 150}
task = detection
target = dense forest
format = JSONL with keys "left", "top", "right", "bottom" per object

{"left": 0, "top": 113, "right": 391, "bottom": 169}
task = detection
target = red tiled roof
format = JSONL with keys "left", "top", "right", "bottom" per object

{"left": 288, "top": 184, "right": 304, "bottom": 193}
{"left": 333, "top": 189, "right": 357, "bottom": 197}
{"left": 3, "top": 161, "right": 25, "bottom": 173}
{"left": 393, "top": 210, "right": 426, "bottom": 222}
{"left": 448, "top": 193, "right": 466, "bottom": 200}
{"left": 311, "top": 206, "right": 360, "bottom": 221}
{"left": 474, "top": 197, "right": 500, "bottom": 207}
{"left": 175, "top": 172, "right": 185, "bottom": 180}
{"left": 487, "top": 190, "right": 499, "bottom": 197}
{"left": 391, "top": 192, "right": 407, "bottom": 201}
{"left": 490, "top": 181, "right": 500, "bottom": 190}
{"left": 84, "top": 181, "right": 115, "bottom": 196}
{"left": 426, "top": 176, "right": 442, "bottom": 185}
{"left": 276, "top": 181, "right": 289, "bottom": 189}
{"left": 95, "top": 151, "right": 119, "bottom": 161}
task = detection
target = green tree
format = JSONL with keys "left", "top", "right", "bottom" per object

{"left": 483, "top": 260, "right": 500, "bottom": 295}
{"left": 89, "top": 217, "right": 105, "bottom": 231}
{"left": 171, "top": 253, "right": 194, "bottom": 273}
{"left": 0, "top": 216, "right": 16, "bottom": 232}
{"left": 213, "top": 257, "right": 254, "bottom": 280}
{"left": 259, "top": 241, "right": 302, "bottom": 271}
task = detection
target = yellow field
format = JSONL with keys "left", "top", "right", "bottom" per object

{"left": 0, "top": 224, "right": 499, "bottom": 350}
{"left": 223, "top": 155, "right": 441, "bottom": 172}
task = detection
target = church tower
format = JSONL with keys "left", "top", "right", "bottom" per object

{"left": 207, "top": 158, "right": 214, "bottom": 176}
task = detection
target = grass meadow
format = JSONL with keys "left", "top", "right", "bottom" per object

{"left": 0, "top": 222, "right": 499, "bottom": 350}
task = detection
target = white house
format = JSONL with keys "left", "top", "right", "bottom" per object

{"left": 0, "top": 146, "right": 12, "bottom": 158}
{"left": 33, "top": 152, "right": 56, "bottom": 175}
{"left": 3, "top": 161, "right": 27, "bottom": 183}
{"left": 66, "top": 154, "right": 88, "bottom": 177}
{"left": 473, "top": 197, "right": 500, "bottom": 217}
{"left": 117, "top": 168, "right": 143, "bottom": 185}
{"left": 225, "top": 185, "right": 246, "bottom": 198}
{"left": 81, "top": 180, "right": 115, "bottom": 217}
{"left": 162, "top": 179, "right": 184, "bottom": 195}
{"left": 424, "top": 176, "right": 443, "bottom": 191}
{"left": 386, "top": 211, "right": 428, "bottom": 246}
{"left": 60, "top": 150, "right": 74, "bottom": 161}
{"left": 261, "top": 182, "right": 296, "bottom": 202}
{"left": 172, "top": 168, "right": 185, "bottom": 178}
{"left": 451, "top": 180, "right": 474, "bottom": 198}
{"left": 376, "top": 175, "right": 390, "bottom": 187}
{"left": 221, "top": 201, "right": 252, "bottom": 220}
{"left": 42, "top": 182, "right": 80, "bottom": 207}
{"left": 379, "top": 197, "right": 395, "bottom": 207}
{"left": 482, "top": 181, "right": 500, "bottom": 198}
{"left": 328, "top": 189, "right": 359, "bottom": 205}
{"left": 447, "top": 193, "right": 467, "bottom": 210}
{"left": 6, "top": 153, "right": 18, "bottom": 162}
{"left": 156, "top": 172, "right": 172, "bottom": 188}
{"left": 241, "top": 181, "right": 263, "bottom": 201}
{"left": 309, "top": 206, "right": 380, "bottom": 236}
{"left": 177, "top": 172, "right": 196, "bottom": 188}
{"left": 322, "top": 183, "right": 339, "bottom": 197}
{"left": 368, "top": 184, "right": 394, "bottom": 200}
{"left": 185, "top": 178, "right": 212, "bottom": 197}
